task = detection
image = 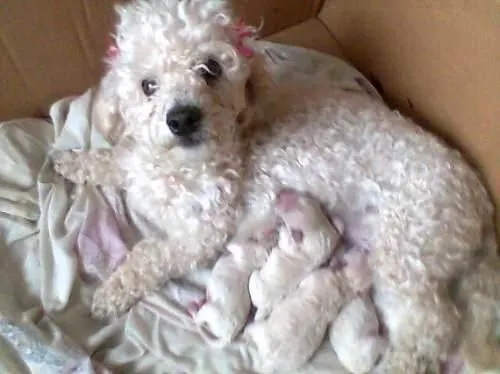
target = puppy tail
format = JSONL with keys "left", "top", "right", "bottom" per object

{"left": 460, "top": 299, "right": 500, "bottom": 373}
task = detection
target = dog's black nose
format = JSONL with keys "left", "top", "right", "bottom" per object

{"left": 166, "top": 105, "right": 203, "bottom": 137}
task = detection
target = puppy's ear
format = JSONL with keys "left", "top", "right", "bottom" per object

{"left": 91, "top": 71, "right": 125, "bottom": 145}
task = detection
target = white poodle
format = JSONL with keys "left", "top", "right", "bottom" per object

{"left": 249, "top": 189, "right": 344, "bottom": 320}
{"left": 51, "top": 0, "right": 499, "bottom": 372}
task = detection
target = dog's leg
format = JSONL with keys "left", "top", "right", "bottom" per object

{"left": 455, "top": 258, "right": 500, "bottom": 372}
{"left": 52, "top": 149, "right": 125, "bottom": 187}
{"left": 90, "top": 238, "right": 217, "bottom": 319}
{"left": 369, "top": 193, "right": 488, "bottom": 374}
{"left": 373, "top": 283, "right": 461, "bottom": 374}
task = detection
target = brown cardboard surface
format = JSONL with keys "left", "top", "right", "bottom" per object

{"left": 234, "top": 0, "right": 324, "bottom": 36}
{"left": 266, "top": 18, "right": 344, "bottom": 57}
{"left": 320, "top": 0, "right": 500, "bottom": 232}
{"left": 0, "top": 0, "right": 322, "bottom": 121}
{"left": 0, "top": 0, "right": 117, "bottom": 120}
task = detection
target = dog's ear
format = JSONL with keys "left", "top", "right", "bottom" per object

{"left": 245, "top": 52, "right": 271, "bottom": 106}
{"left": 236, "top": 52, "right": 272, "bottom": 130}
{"left": 91, "top": 71, "right": 125, "bottom": 145}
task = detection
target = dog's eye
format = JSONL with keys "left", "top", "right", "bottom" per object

{"left": 141, "top": 78, "right": 158, "bottom": 97}
{"left": 196, "top": 58, "right": 222, "bottom": 85}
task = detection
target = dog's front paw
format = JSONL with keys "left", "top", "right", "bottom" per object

{"left": 91, "top": 287, "right": 118, "bottom": 320}
{"left": 90, "top": 278, "right": 130, "bottom": 320}
{"left": 51, "top": 149, "right": 87, "bottom": 184}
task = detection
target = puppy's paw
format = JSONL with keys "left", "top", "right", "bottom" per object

{"left": 51, "top": 149, "right": 87, "bottom": 184}
{"left": 248, "top": 272, "right": 268, "bottom": 308}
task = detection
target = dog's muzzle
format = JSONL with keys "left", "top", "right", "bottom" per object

{"left": 166, "top": 104, "right": 203, "bottom": 146}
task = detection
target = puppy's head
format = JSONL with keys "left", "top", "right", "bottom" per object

{"left": 275, "top": 190, "right": 343, "bottom": 251}
{"left": 93, "top": 0, "right": 268, "bottom": 165}
{"left": 275, "top": 190, "right": 326, "bottom": 232}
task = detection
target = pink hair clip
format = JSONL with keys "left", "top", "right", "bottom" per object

{"left": 106, "top": 36, "right": 119, "bottom": 60}
{"left": 231, "top": 18, "right": 257, "bottom": 58}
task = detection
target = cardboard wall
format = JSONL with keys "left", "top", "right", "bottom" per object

{"left": 0, "top": 0, "right": 322, "bottom": 121}
{"left": 319, "top": 0, "right": 500, "bottom": 231}
{"left": 0, "top": 0, "right": 116, "bottom": 120}
{"left": 267, "top": 19, "right": 343, "bottom": 57}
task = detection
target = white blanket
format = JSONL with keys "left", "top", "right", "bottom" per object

{"left": 1, "top": 42, "right": 472, "bottom": 374}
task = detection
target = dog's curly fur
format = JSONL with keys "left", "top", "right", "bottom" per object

{"left": 52, "top": 0, "right": 500, "bottom": 372}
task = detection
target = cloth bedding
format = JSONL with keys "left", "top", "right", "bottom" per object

{"left": 0, "top": 42, "right": 473, "bottom": 374}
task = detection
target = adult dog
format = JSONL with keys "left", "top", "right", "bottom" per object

{"left": 52, "top": 0, "right": 498, "bottom": 372}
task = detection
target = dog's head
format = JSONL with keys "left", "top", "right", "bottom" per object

{"left": 93, "top": 0, "right": 268, "bottom": 164}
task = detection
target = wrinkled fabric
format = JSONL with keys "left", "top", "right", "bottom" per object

{"left": 5, "top": 43, "right": 484, "bottom": 374}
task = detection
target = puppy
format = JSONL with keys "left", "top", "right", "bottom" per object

{"left": 192, "top": 235, "right": 269, "bottom": 347}
{"left": 249, "top": 190, "right": 343, "bottom": 319}
{"left": 330, "top": 293, "right": 388, "bottom": 374}
{"left": 327, "top": 242, "right": 388, "bottom": 374}
{"left": 245, "top": 268, "right": 343, "bottom": 373}
{"left": 245, "top": 256, "right": 374, "bottom": 374}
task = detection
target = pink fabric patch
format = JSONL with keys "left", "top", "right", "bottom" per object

{"left": 76, "top": 204, "right": 128, "bottom": 281}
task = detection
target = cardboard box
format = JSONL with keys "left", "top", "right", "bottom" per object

{"left": 1, "top": 0, "right": 498, "bottom": 233}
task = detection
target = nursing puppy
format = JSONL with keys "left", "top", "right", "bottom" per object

{"left": 249, "top": 190, "right": 343, "bottom": 320}
{"left": 245, "top": 252, "right": 373, "bottom": 374}
{"left": 192, "top": 238, "right": 268, "bottom": 347}
{"left": 329, "top": 247, "right": 387, "bottom": 374}
{"left": 330, "top": 293, "right": 388, "bottom": 374}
